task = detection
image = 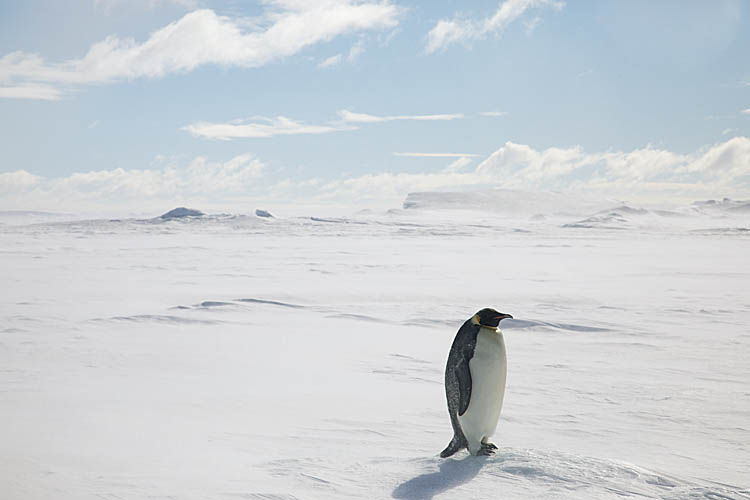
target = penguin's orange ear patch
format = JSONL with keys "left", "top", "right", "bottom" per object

{"left": 471, "top": 314, "right": 480, "bottom": 325}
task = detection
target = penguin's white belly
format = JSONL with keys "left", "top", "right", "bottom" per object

{"left": 458, "top": 328, "right": 507, "bottom": 453}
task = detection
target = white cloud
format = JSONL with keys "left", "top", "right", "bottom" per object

{"left": 393, "top": 152, "right": 480, "bottom": 157}
{"left": 0, "top": 84, "right": 64, "bottom": 100}
{"left": 0, "top": 1, "right": 402, "bottom": 99}
{"left": 479, "top": 111, "right": 507, "bottom": 117}
{"left": 338, "top": 109, "right": 463, "bottom": 123}
{"left": 1, "top": 154, "right": 266, "bottom": 211}
{"left": 318, "top": 53, "right": 343, "bottom": 68}
{"left": 475, "top": 138, "right": 750, "bottom": 191}
{"left": 742, "top": 109, "right": 750, "bottom": 115}
{"left": 182, "top": 116, "right": 354, "bottom": 140}
{"left": 425, "top": 0, "right": 564, "bottom": 54}
{"left": 58, "top": 153, "right": 264, "bottom": 196}
{"left": 0, "top": 170, "right": 41, "bottom": 191}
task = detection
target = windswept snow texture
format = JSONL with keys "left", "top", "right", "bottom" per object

{"left": 1, "top": 195, "right": 749, "bottom": 500}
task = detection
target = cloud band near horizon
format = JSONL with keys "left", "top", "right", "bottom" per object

{"left": 2, "top": 137, "right": 748, "bottom": 210}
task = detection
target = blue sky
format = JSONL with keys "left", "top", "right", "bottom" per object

{"left": 0, "top": 0, "right": 748, "bottom": 212}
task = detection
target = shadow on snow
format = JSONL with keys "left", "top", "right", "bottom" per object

{"left": 392, "top": 456, "right": 488, "bottom": 500}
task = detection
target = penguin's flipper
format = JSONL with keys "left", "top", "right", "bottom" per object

{"left": 456, "top": 357, "right": 472, "bottom": 416}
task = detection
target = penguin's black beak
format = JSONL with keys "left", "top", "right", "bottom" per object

{"left": 495, "top": 313, "right": 513, "bottom": 322}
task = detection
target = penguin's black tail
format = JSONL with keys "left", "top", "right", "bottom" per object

{"left": 440, "top": 435, "right": 463, "bottom": 458}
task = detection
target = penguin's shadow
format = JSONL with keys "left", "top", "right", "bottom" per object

{"left": 392, "top": 456, "right": 488, "bottom": 500}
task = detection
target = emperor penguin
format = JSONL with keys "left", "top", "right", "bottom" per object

{"left": 441, "top": 308, "right": 513, "bottom": 457}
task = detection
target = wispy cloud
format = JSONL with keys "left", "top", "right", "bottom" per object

{"left": 317, "top": 38, "right": 366, "bottom": 68}
{"left": 425, "top": 0, "right": 564, "bottom": 54}
{"left": 479, "top": 111, "right": 507, "bottom": 117}
{"left": 742, "top": 109, "right": 750, "bottom": 115}
{"left": 318, "top": 54, "right": 343, "bottom": 68}
{"left": 0, "top": 1, "right": 402, "bottom": 99}
{"left": 183, "top": 108, "right": 465, "bottom": 141}
{"left": 0, "top": 84, "right": 64, "bottom": 101}
{"left": 347, "top": 38, "right": 366, "bottom": 62}
{"left": 94, "top": 0, "right": 199, "bottom": 11}
{"left": 182, "top": 116, "right": 354, "bottom": 140}
{"left": 338, "top": 109, "right": 463, "bottom": 123}
{"left": 522, "top": 16, "right": 541, "bottom": 36}
{"left": 443, "top": 156, "right": 475, "bottom": 173}
{"left": 393, "top": 152, "right": 480, "bottom": 157}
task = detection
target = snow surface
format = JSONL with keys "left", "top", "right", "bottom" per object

{"left": 1, "top": 194, "right": 749, "bottom": 500}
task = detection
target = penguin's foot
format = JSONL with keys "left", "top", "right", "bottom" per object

{"left": 477, "top": 445, "right": 497, "bottom": 457}
{"left": 440, "top": 434, "right": 466, "bottom": 458}
{"left": 478, "top": 443, "right": 496, "bottom": 456}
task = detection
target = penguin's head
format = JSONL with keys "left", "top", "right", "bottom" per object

{"left": 473, "top": 308, "right": 513, "bottom": 328}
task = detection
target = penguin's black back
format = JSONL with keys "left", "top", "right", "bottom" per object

{"left": 444, "top": 319, "right": 480, "bottom": 433}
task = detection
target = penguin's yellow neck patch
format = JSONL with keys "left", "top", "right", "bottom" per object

{"left": 471, "top": 314, "right": 499, "bottom": 332}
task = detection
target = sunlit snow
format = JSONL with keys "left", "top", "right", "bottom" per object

{"left": 1, "top": 192, "right": 748, "bottom": 499}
